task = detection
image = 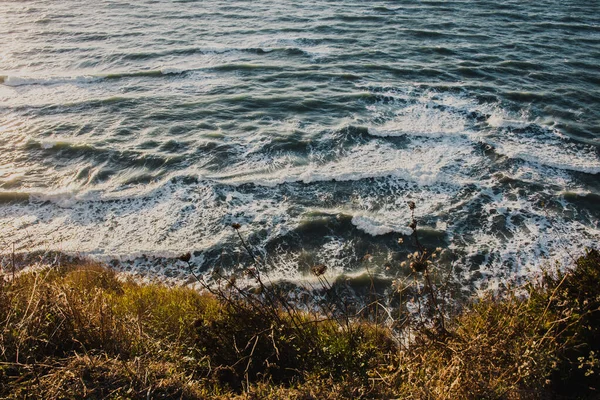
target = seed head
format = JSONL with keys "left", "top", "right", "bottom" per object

{"left": 407, "top": 201, "right": 416, "bottom": 210}
{"left": 411, "top": 261, "right": 427, "bottom": 273}
{"left": 226, "top": 276, "right": 237, "bottom": 289}
{"left": 231, "top": 223, "right": 242, "bottom": 230}
{"left": 178, "top": 252, "right": 192, "bottom": 263}
{"left": 311, "top": 264, "right": 327, "bottom": 277}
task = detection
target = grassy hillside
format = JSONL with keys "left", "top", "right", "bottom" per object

{"left": 1, "top": 249, "right": 599, "bottom": 399}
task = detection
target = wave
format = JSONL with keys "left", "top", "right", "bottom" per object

{"left": 107, "top": 42, "right": 320, "bottom": 64}
{"left": 210, "top": 63, "right": 286, "bottom": 72}
{"left": 209, "top": 136, "right": 482, "bottom": 187}
{"left": 488, "top": 140, "right": 600, "bottom": 174}
{"left": 484, "top": 115, "right": 600, "bottom": 174}
{"left": 361, "top": 90, "right": 600, "bottom": 175}
{"left": 0, "top": 191, "right": 30, "bottom": 204}
{"left": 1, "top": 75, "right": 102, "bottom": 87}
{"left": 0, "top": 68, "right": 187, "bottom": 87}
{"left": 1, "top": 160, "right": 598, "bottom": 290}
{"left": 351, "top": 215, "right": 413, "bottom": 236}
{"left": 102, "top": 69, "right": 186, "bottom": 79}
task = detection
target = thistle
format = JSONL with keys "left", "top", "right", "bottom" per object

{"left": 311, "top": 264, "right": 327, "bottom": 277}
{"left": 178, "top": 252, "right": 192, "bottom": 263}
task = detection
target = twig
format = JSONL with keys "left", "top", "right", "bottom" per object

{"left": 12, "top": 242, "right": 16, "bottom": 281}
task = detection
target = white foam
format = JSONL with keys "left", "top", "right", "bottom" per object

{"left": 362, "top": 90, "right": 482, "bottom": 139}
{"left": 369, "top": 101, "right": 468, "bottom": 138}
{"left": 1, "top": 87, "right": 599, "bottom": 293}
{"left": 30, "top": 187, "right": 80, "bottom": 208}
{"left": 212, "top": 137, "right": 483, "bottom": 187}
{"left": 489, "top": 138, "right": 600, "bottom": 174}
{"left": 0, "top": 178, "right": 293, "bottom": 258}
{"left": 448, "top": 185, "right": 600, "bottom": 288}
{"left": 253, "top": 36, "right": 334, "bottom": 58}
{"left": 0, "top": 68, "right": 189, "bottom": 88}
{"left": 159, "top": 67, "right": 186, "bottom": 75}
{"left": 365, "top": 90, "right": 600, "bottom": 175}
{"left": 2, "top": 74, "right": 101, "bottom": 87}
{"left": 486, "top": 114, "right": 530, "bottom": 129}
{"left": 479, "top": 106, "right": 600, "bottom": 174}
{"left": 41, "top": 141, "right": 56, "bottom": 149}
{"left": 351, "top": 215, "right": 412, "bottom": 236}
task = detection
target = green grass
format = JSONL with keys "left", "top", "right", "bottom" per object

{"left": 1, "top": 250, "right": 599, "bottom": 399}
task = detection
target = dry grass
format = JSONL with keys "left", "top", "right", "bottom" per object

{"left": 392, "top": 249, "right": 600, "bottom": 399}
{"left": 394, "top": 292, "right": 558, "bottom": 399}
{"left": 0, "top": 258, "right": 394, "bottom": 399}
{"left": 0, "top": 250, "right": 599, "bottom": 399}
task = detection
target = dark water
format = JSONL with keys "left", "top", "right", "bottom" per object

{"left": 1, "top": 0, "right": 599, "bottom": 288}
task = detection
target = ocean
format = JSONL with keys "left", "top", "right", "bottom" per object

{"left": 1, "top": 0, "right": 599, "bottom": 289}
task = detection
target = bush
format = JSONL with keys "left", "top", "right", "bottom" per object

{"left": 539, "top": 249, "right": 600, "bottom": 396}
{"left": 392, "top": 248, "right": 600, "bottom": 399}
{"left": 193, "top": 290, "right": 394, "bottom": 389}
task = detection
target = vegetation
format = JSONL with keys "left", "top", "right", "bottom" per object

{"left": 394, "top": 249, "right": 600, "bottom": 399}
{"left": 0, "top": 247, "right": 599, "bottom": 399}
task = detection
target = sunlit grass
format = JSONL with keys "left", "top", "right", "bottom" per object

{"left": 1, "top": 249, "right": 599, "bottom": 399}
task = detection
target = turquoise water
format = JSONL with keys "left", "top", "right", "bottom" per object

{"left": 1, "top": 0, "right": 599, "bottom": 286}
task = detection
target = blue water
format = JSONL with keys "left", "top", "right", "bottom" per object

{"left": 1, "top": 0, "right": 599, "bottom": 287}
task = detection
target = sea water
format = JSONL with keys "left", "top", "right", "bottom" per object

{"left": 1, "top": 0, "right": 599, "bottom": 289}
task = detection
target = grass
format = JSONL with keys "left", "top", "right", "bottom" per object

{"left": 0, "top": 249, "right": 599, "bottom": 399}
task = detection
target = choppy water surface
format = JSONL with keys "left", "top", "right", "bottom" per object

{"left": 1, "top": 0, "right": 599, "bottom": 288}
